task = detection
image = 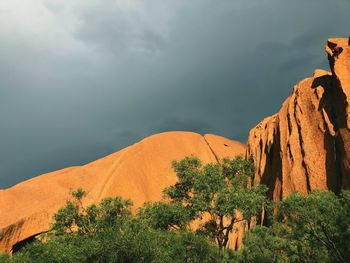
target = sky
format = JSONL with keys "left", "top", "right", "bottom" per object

{"left": 1, "top": 0, "right": 350, "bottom": 188}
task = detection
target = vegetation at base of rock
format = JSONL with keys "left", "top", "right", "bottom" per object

{"left": 51, "top": 188, "right": 133, "bottom": 236}
{"left": 1, "top": 156, "right": 350, "bottom": 263}
{"left": 238, "top": 190, "right": 350, "bottom": 263}
{"left": 2, "top": 225, "right": 221, "bottom": 263}
{"left": 2, "top": 189, "right": 222, "bottom": 263}
{"left": 141, "top": 156, "right": 270, "bottom": 250}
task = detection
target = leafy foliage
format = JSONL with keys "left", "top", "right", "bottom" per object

{"left": 279, "top": 190, "right": 350, "bottom": 263}
{"left": 137, "top": 201, "right": 190, "bottom": 231}
{"left": 2, "top": 225, "right": 221, "bottom": 263}
{"left": 162, "top": 155, "right": 270, "bottom": 250}
{"left": 2, "top": 186, "right": 221, "bottom": 263}
{"left": 51, "top": 188, "right": 133, "bottom": 236}
{"left": 2, "top": 157, "right": 350, "bottom": 263}
{"left": 238, "top": 190, "right": 350, "bottom": 263}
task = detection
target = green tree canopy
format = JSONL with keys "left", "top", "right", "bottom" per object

{"left": 1, "top": 188, "right": 221, "bottom": 263}
{"left": 239, "top": 190, "right": 350, "bottom": 263}
{"left": 51, "top": 188, "right": 133, "bottom": 236}
{"left": 145, "top": 155, "right": 270, "bottom": 250}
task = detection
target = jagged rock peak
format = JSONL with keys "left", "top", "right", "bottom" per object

{"left": 247, "top": 38, "right": 350, "bottom": 202}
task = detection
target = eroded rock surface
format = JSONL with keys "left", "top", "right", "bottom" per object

{"left": 0, "top": 132, "right": 245, "bottom": 253}
{"left": 247, "top": 38, "right": 350, "bottom": 203}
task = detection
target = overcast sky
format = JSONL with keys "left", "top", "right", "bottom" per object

{"left": 1, "top": 0, "right": 349, "bottom": 188}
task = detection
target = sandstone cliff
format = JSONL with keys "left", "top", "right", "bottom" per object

{"left": 247, "top": 38, "right": 350, "bottom": 203}
{"left": 0, "top": 132, "right": 245, "bottom": 253}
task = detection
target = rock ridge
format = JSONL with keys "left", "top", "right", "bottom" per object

{"left": 0, "top": 131, "right": 245, "bottom": 253}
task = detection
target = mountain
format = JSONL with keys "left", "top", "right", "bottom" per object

{"left": 0, "top": 132, "right": 245, "bottom": 253}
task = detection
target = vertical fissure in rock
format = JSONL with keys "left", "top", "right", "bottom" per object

{"left": 331, "top": 79, "right": 349, "bottom": 190}
{"left": 286, "top": 111, "right": 295, "bottom": 162}
{"left": 277, "top": 129, "right": 283, "bottom": 203}
{"left": 293, "top": 96, "right": 311, "bottom": 193}
{"left": 258, "top": 138, "right": 263, "bottom": 176}
{"left": 203, "top": 136, "right": 220, "bottom": 163}
{"left": 334, "top": 135, "right": 343, "bottom": 194}
{"left": 318, "top": 77, "right": 342, "bottom": 194}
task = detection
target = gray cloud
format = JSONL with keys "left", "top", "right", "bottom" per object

{"left": 1, "top": 0, "right": 350, "bottom": 188}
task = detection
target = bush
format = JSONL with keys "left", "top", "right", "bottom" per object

{"left": 3, "top": 224, "right": 220, "bottom": 263}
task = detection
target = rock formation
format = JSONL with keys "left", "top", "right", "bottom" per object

{"left": 1, "top": 37, "right": 349, "bottom": 255}
{"left": 0, "top": 132, "right": 245, "bottom": 253}
{"left": 247, "top": 38, "right": 350, "bottom": 203}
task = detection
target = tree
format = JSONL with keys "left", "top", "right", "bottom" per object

{"left": 137, "top": 201, "right": 190, "bottom": 231}
{"left": 238, "top": 224, "right": 322, "bottom": 263}
{"left": 160, "top": 155, "right": 270, "bottom": 250}
{"left": 278, "top": 190, "right": 350, "bottom": 263}
{"left": 51, "top": 188, "right": 133, "bottom": 235}
{"left": 238, "top": 190, "right": 350, "bottom": 263}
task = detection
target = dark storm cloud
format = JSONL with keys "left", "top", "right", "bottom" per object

{"left": 1, "top": 0, "right": 350, "bottom": 188}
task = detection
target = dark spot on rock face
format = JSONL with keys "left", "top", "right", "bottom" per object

{"left": 224, "top": 144, "right": 228, "bottom": 147}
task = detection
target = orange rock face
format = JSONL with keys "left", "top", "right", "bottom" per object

{"left": 0, "top": 132, "right": 245, "bottom": 253}
{"left": 247, "top": 38, "right": 350, "bottom": 203}
{"left": 326, "top": 38, "right": 350, "bottom": 189}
